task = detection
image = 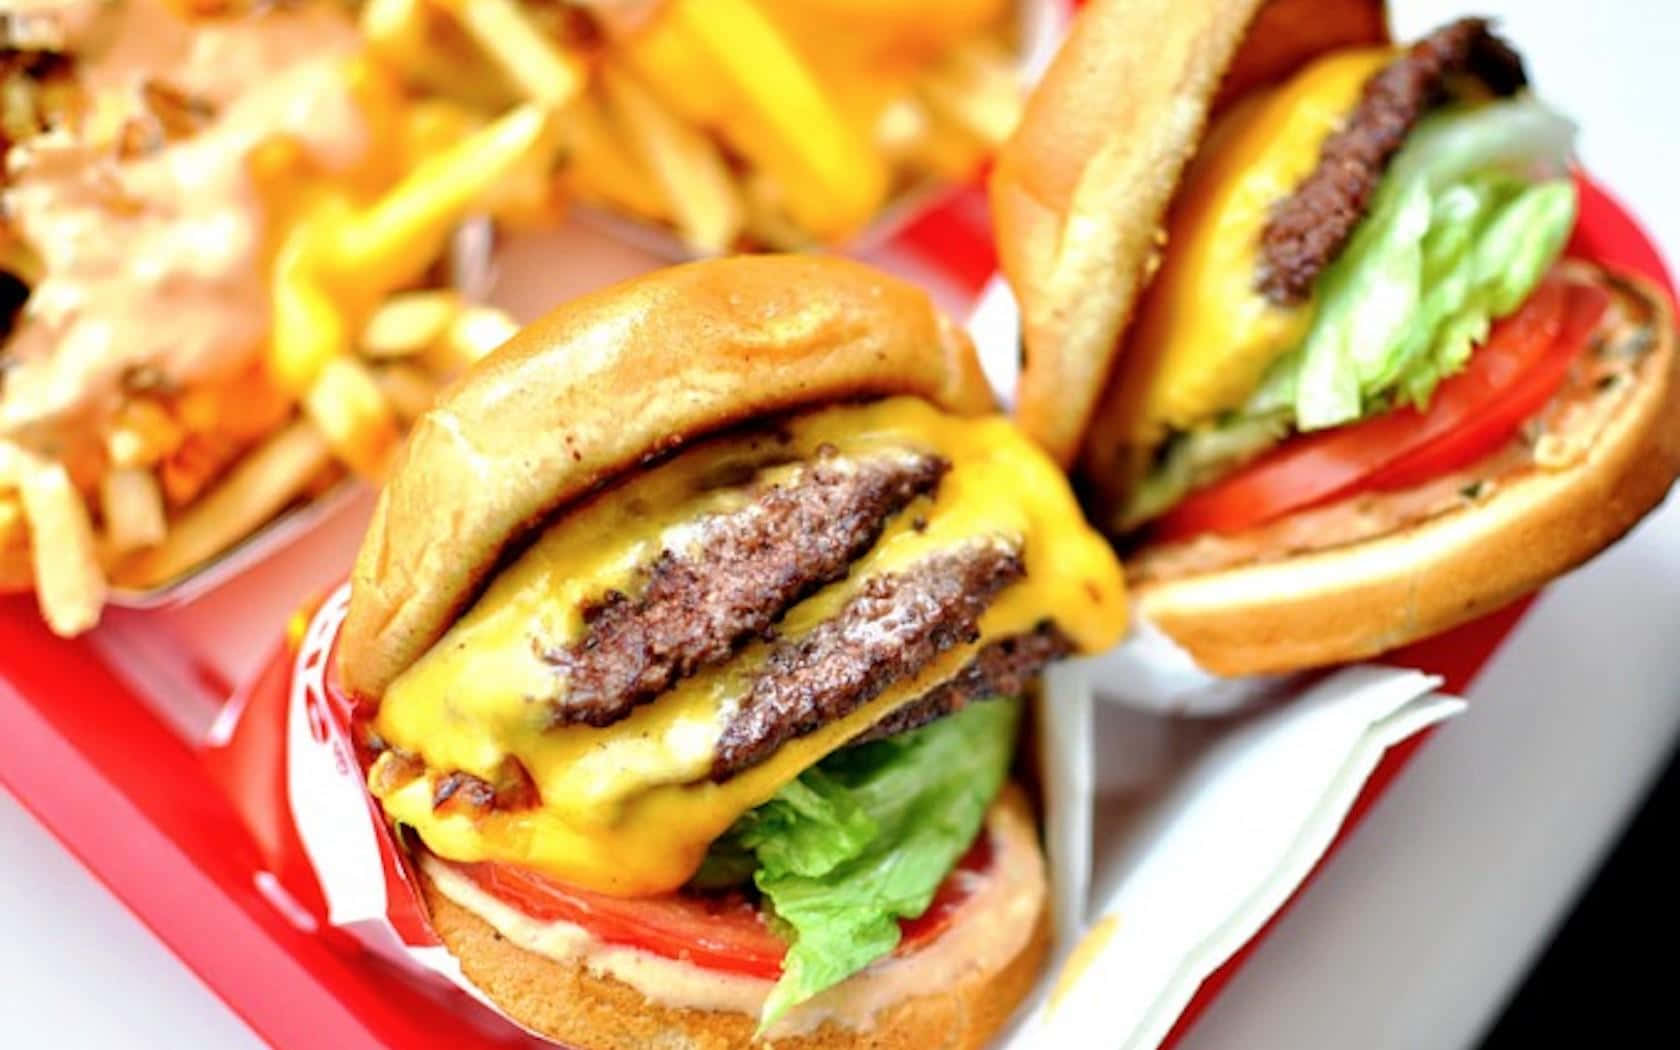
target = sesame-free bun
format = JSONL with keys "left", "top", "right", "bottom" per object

{"left": 419, "top": 785, "right": 1049, "bottom": 1050}
{"left": 988, "top": 0, "right": 1387, "bottom": 467}
{"left": 338, "top": 255, "right": 993, "bottom": 700}
{"left": 1130, "top": 267, "right": 1680, "bottom": 675}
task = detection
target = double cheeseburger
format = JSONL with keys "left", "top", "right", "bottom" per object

{"left": 335, "top": 256, "right": 1128, "bottom": 1047}
{"left": 991, "top": 0, "right": 1680, "bottom": 674}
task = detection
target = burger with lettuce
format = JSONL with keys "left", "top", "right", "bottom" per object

{"left": 333, "top": 256, "right": 1129, "bottom": 1048}
{"left": 991, "top": 0, "right": 1680, "bottom": 674}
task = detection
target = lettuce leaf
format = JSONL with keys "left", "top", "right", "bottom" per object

{"left": 700, "top": 696, "right": 1022, "bottom": 1027}
{"left": 1123, "top": 96, "right": 1578, "bottom": 526}
{"left": 1274, "top": 96, "right": 1578, "bottom": 430}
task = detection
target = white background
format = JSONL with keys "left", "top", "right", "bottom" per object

{"left": 4, "top": 1, "right": 1679, "bottom": 1046}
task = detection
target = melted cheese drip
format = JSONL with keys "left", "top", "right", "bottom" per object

{"left": 1119, "top": 48, "right": 1394, "bottom": 443}
{"left": 372, "top": 398, "right": 1128, "bottom": 896}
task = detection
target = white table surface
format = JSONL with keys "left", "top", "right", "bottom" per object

{"left": 5, "top": 1, "right": 1679, "bottom": 1046}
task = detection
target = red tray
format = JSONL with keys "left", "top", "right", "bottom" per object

{"left": 0, "top": 173, "right": 1670, "bottom": 1050}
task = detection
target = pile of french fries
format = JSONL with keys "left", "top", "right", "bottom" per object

{"left": 0, "top": 1, "right": 531, "bottom": 635}
{"left": 1, "top": 0, "right": 1025, "bottom": 637}
{"left": 362, "top": 0, "right": 1028, "bottom": 253}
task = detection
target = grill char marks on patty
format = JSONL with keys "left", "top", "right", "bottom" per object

{"left": 541, "top": 448, "right": 947, "bottom": 728}
{"left": 1256, "top": 18, "right": 1528, "bottom": 305}
{"left": 712, "top": 542, "right": 1026, "bottom": 780}
{"left": 849, "top": 624, "right": 1072, "bottom": 746}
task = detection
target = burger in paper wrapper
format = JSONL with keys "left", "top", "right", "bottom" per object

{"left": 299, "top": 255, "right": 1129, "bottom": 1048}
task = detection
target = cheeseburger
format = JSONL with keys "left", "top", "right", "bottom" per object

{"left": 335, "top": 256, "right": 1128, "bottom": 1047}
{"left": 991, "top": 0, "right": 1680, "bottom": 674}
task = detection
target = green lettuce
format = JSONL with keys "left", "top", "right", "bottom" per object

{"left": 1124, "top": 96, "right": 1579, "bottom": 525}
{"left": 1264, "top": 95, "right": 1579, "bottom": 430}
{"left": 699, "top": 696, "right": 1022, "bottom": 1027}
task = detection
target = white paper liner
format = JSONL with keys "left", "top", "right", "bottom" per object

{"left": 1006, "top": 667, "right": 1460, "bottom": 1050}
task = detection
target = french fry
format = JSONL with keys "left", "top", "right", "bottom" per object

{"left": 449, "top": 0, "right": 587, "bottom": 110}
{"left": 172, "top": 384, "right": 222, "bottom": 434}
{"left": 361, "top": 289, "right": 462, "bottom": 359}
{"left": 663, "top": 0, "right": 888, "bottom": 241}
{"left": 434, "top": 305, "right": 518, "bottom": 372}
{"left": 160, "top": 431, "right": 242, "bottom": 508}
{"left": 555, "top": 87, "right": 669, "bottom": 222}
{"left": 0, "top": 493, "right": 23, "bottom": 546}
{"left": 402, "top": 100, "right": 485, "bottom": 171}
{"left": 916, "top": 36, "right": 1023, "bottom": 148}
{"left": 755, "top": 0, "right": 1009, "bottom": 57}
{"left": 17, "top": 454, "right": 106, "bottom": 636}
{"left": 270, "top": 218, "right": 351, "bottom": 395}
{"left": 303, "top": 356, "right": 401, "bottom": 480}
{"left": 361, "top": 0, "right": 516, "bottom": 111}
{"left": 599, "top": 62, "right": 743, "bottom": 255}
{"left": 618, "top": 9, "right": 736, "bottom": 127}
{"left": 330, "top": 103, "right": 552, "bottom": 293}
{"left": 112, "top": 421, "right": 333, "bottom": 591}
{"left": 105, "top": 398, "right": 184, "bottom": 470}
{"left": 877, "top": 94, "right": 986, "bottom": 182}
{"left": 740, "top": 172, "right": 816, "bottom": 252}
{"left": 373, "top": 363, "right": 441, "bottom": 423}
{"left": 100, "top": 467, "right": 168, "bottom": 555}
{"left": 0, "top": 493, "right": 29, "bottom": 593}
{"left": 211, "top": 364, "right": 295, "bottom": 444}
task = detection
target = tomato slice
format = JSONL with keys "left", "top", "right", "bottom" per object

{"left": 454, "top": 861, "right": 787, "bottom": 978}
{"left": 1152, "top": 272, "right": 1606, "bottom": 541}
{"left": 1363, "top": 280, "right": 1611, "bottom": 490}
{"left": 443, "top": 828, "right": 996, "bottom": 979}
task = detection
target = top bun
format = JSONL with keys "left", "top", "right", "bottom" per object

{"left": 989, "top": 0, "right": 1387, "bottom": 466}
{"left": 339, "top": 255, "right": 993, "bottom": 699}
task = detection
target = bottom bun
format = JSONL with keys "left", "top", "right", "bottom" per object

{"left": 1129, "top": 264, "right": 1680, "bottom": 675}
{"left": 419, "top": 785, "right": 1049, "bottom": 1050}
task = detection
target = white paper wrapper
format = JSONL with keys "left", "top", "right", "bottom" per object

{"left": 1003, "top": 667, "right": 1460, "bottom": 1050}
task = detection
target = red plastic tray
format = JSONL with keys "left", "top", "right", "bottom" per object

{"left": 0, "top": 173, "right": 1670, "bottom": 1050}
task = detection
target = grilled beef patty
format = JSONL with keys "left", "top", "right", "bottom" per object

{"left": 712, "top": 542, "right": 1025, "bottom": 779}
{"left": 1256, "top": 17, "right": 1528, "bottom": 305}
{"left": 540, "top": 448, "right": 946, "bottom": 728}
{"left": 849, "top": 624, "right": 1072, "bottom": 746}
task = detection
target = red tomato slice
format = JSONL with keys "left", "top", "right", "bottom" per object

{"left": 1364, "top": 280, "right": 1610, "bottom": 490}
{"left": 444, "top": 828, "right": 996, "bottom": 980}
{"left": 1152, "top": 272, "right": 1605, "bottom": 542}
{"left": 453, "top": 861, "right": 787, "bottom": 978}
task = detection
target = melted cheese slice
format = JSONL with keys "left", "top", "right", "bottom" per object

{"left": 371, "top": 397, "right": 1127, "bottom": 896}
{"left": 1120, "top": 47, "right": 1394, "bottom": 442}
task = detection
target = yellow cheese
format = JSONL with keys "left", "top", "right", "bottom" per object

{"left": 1120, "top": 47, "right": 1394, "bottom": 443}
{"left": 371, "top": 397, "right": 1127, "bottom": 896}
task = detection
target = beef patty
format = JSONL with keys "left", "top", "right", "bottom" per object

{"left": 1256, "top": 17, "right": 1527, "bottom": 305}
{"left": 848, "top": 624, "right": 1073, "bottom": 746}
{"left": 540, "top": 447, "right": 946, "bottom": 728}
{"left": 713, "top": 541, "right": 1026, "bottom": 779}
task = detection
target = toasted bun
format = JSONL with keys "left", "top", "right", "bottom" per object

{"left": 338, "top": 256, "right": 993, "bottom": 699}
{"left": 419, "top": 786, "right": 1049, "bottom": 1050}
{"left": 1134, "top": 267, "right": 1680, "bottom": 675}
{"left": 989, "top": 0, "right": 1387, "bottom": 466}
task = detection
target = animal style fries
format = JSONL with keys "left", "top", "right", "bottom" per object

{"left": 0, "top": 0, "right": 530, "bottom": 635}
{"left": 365, "top": 0, "right": 1028, "bottom": 252}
